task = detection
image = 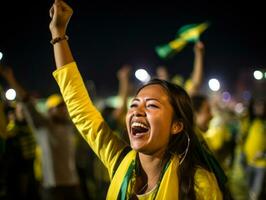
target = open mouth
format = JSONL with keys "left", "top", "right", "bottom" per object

{"left": 131, "top": 122, "right": 149, "bottom": 136}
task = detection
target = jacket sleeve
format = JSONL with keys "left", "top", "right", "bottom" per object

{"left": 53, "top": 62, "right": 127, "bottom": 177}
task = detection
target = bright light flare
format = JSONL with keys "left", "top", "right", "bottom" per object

{"left": 253, "top": 70, "right": 263, "bottom": 80}
{"left": 5, "top": 89, "right": 16, "bottom": 100}
{"left": 208, "top": 78, "right": 220, "bottom": 91}
{"left": 135, "top": 69, "right": 151, "bottom": 83}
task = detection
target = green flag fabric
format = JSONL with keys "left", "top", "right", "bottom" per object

{"left": 178, "top": 22, "right": 209, "bottom": 42}
{"left": 155, "top": 22, "right": 209, "bottom": 59}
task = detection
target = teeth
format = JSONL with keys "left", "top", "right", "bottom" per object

{"left": 131, "top": 122, "right": 148, "bottom": 129}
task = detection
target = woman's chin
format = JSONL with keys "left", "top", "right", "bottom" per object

{"left": 130, "top": 142, "right": 145, "bottom": 152}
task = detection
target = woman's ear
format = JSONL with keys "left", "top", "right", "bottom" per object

{"left": 171, "top": 121, "right": 184, "bottom": 135}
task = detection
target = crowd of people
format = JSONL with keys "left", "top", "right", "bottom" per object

{"left": 0, "top": 0, "right": 265, "bottom": 200}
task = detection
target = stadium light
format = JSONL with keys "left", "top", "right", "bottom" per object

{"left": 208, "top": 78, "right": 220, "bottom": 91}
{"left": 253, "top": 70, "right": 263, "bottom": 80}
{"left": 5, "top": 88, "right": 16, "bottom": 101}
{"left": 135, "top": 68, "right": 151, "bottom": 83}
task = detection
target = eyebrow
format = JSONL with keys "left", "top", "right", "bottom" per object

{"left": 131, "top": 97, "right": 161, "bottom": 103}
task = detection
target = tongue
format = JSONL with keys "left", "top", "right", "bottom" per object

{"left": 132, "top": 126, "right": 148, "bottom": 135}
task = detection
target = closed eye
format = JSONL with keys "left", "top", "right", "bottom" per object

{"left": 129, "top": 103, "right": 138, "bottom": 108}
{"left": 147, "top": 104, "right": 159, "bottom": 108}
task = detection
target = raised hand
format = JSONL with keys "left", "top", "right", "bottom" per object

{"left": 117, "top": 65, "right": 131, "bottom": 81}
{"left": 194, "top": 41, "right": 205, "bottom": 54}
{"left": 49, "top": 0, "right": 73, "bottom": 38}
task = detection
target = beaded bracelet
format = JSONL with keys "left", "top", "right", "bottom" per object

{"left": 50, "top": 35, "right": 69, "bottom": 45}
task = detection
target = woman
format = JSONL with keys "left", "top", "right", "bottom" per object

{"left": 49, "top": 0, "right": 227, "bottom": 199}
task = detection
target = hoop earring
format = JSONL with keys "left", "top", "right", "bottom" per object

{"left": 179, "top": 132, "right": 190, "bottom": 166}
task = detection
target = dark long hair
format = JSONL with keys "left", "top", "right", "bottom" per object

{"left": 137, "top": 79, "right": 214, "bottom": 199}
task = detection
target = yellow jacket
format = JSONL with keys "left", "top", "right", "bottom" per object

{"left": 204, "top": 117, "right": 231, "bottom": 152}
{"left": 244, "top": 118, "right": 266, "bottom": 167}
{"left": 53, "top": 62, "right": 223, "bottom": 199}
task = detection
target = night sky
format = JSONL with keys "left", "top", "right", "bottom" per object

{"left": 0, "top": 0, "right": 265, "bottom": 99}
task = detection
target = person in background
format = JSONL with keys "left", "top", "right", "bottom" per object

{"left": 190, "top": 94, "right": 232, "bottom": 194}
{"left": 244, "top": 98, "right": 266, "bottom": 200}
{"left": 191, "top": 94, "right": 212, "bottom": 134}
{"left": 0, "top": 66, "right": 84, "bottom": 200}
{"left": 0, "top": 66, "right": 39, "bottom": 200}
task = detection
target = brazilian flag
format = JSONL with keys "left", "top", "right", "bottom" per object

{"left": 155, "top": 22, "right": 210, "bottom": 59}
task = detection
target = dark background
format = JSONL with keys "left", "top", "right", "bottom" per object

{"left": 0, "top": 0, "right": 265, "bottom": 98}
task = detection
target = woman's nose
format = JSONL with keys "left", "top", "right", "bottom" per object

{"left": 133, "top": 106, "right": 146, "bottom": 117}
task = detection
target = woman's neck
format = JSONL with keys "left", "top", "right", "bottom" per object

{"left": 136, "top": 152, "right": 168, "bottom": 193}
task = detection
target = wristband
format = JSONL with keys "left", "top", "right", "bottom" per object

{"left": 50, "top": 35, "right": 69, "bottom": 45}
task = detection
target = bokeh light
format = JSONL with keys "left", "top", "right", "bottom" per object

{"left": 222, "top": 91, "right": 231, "bottom": 102}
{"left": 5, "top": 89, "right": 16, "bottom": 101}
{"left": 253, "top": 70, "right": 263, "bottom": 80}
{"left": 235, "top": 102, "right": 244, "bottom": 114}
{"left": 242, "top": 90, "right": 251, "bottom": 101}
{"left": 135, "top": 68, "right": 151, "bottom": 83}
{"left": 208, "top": 78, "right": 220, "bottom": 91}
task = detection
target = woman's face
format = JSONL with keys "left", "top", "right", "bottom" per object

{"left": 126, "top": 84, "right": 179, "bottom": 155}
